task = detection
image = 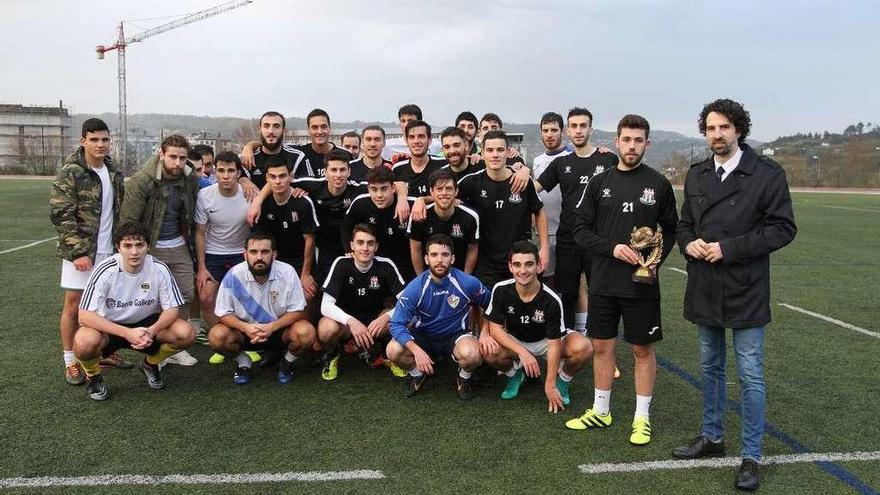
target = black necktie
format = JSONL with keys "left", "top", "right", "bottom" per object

{"left": 715, "top": 166, "right": 725, "bottom": 183}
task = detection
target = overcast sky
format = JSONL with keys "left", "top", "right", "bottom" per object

{"left": 2, "top": 0, "right": 877, "bottom": 141}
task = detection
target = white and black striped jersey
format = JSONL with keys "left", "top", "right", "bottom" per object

{"left": 407, "top": 203, "right": 479, "bottom": 271}
{"left": 344, "top": 194, "right": 416, "bottom": 282}
{"left": 293, "top": 177, "right": 366, "bottom": 265}
{"left": 294, "top": 143, "right": 344, "bottom": 178}
{"left": 392, "top": 157, "right": 447, "bottom": 197}
{"left": 322, "top": 256, "right": 405, "bottom": 321}
{"left": 485, "top": 279, "right": 565, "bottom": 343}
{"left": 242, "top": 145, "right": 310, "bottom": 189}
{"left": 80, "top": 254, "right": 185, "bottom": 324}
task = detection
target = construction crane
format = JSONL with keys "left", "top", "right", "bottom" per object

{"left": 96, "top": 0, "right": 252, "bottom": 173}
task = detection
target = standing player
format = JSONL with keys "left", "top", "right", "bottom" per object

{"left": 209, "top": 233, "right": 317, "bottom": 385}
{"left": 458, "top": 130, "right": 549, "bottom": 292}
{"left": 73, "top": 222, "right": 195, "bottom": 400}
{"left": 344, "top": 166, "right": 415, "bottom": 282}
{"left": 295, "top": 109, "right": 343, "bottom": 178}
{"left": 392, "top": 120, "right": 447, "bottom": 199}
{"left": 455, "top": 111, "right": 480, "bottom": 155}
{"left": 439, "top": 127, "right": 482, "bottom": 182}
{"left": 50, "top": 118, "right": 130, "bottom": 385}
{"left": 483, "top": 241, "right": 593, "bottom": 409}
{"left": 239, "top": 111, "right": 309, "bottom": 199}
{"left": 348, "top": 125, "right": 392, "bottom": 183}
{"left": 387, "top": 234, "right": 490, "bottom": 400}
{"left": 535, "top": 108, "right": 617, "bottom": 333}
{"left": 194, "top": 144, "right": 216, "bottom": 188}
{"left": 672, "top": 99, "right": 796, "bottom": 492}
{"left": 530, "top": 112, "right": 570, "bottom": 284}
{"left": 565, "top": 115, "right": 678, "bottom": 447}
{"left": 408, "top": 168, "right": 479, "bottom": 274}
{"left": 318, "top": 224, "right": 406, "bottom": 380}
{"left": 382, "top": 104, "right": 441, "bottom": 160}
{"left": 340, "top": 131, "right": 361, "bottom": 159}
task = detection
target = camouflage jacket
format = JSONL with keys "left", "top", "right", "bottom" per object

{"left": 49, "top": 148, "right": 125, "bottom": 261}
{"left": 119, "top": 155, "right": 198, "bottom": 247}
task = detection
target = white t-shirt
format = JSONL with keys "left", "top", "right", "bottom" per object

{"left": 92, "top": 164, "right": 114, "bottom": 255}
{"left": 194, "top": 184, "right": 251, "bottom": 255}
{"left": 214, "top": 260, "right": 307, "bottom": 323}
{"left": 80, "top": 253, "right": 185, "bottom": 324}
{"left": 532, "top": 149, "right": 570, "bottom": 237}
{"left": 381, "top": 136, "right": 442, "bottom": 161}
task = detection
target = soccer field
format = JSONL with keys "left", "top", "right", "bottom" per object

{"left": 0, "top": 178, "right": 877, "bottom": 494}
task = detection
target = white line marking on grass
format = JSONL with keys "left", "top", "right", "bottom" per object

{"left": 0, "top": 470, "right": 386, "bottom": 488}
{"left": 808, "top": 204, "right": 880, "bottom": 213}
{"left": 0, "top": 236, "right": 55, "bottom": 255}
{"left": 578, "top": 451, "right": 880, "bottom": 474}
{"left": 778, "top": 303, "right": 879, "bottom": 340}
{"left": 667, "top": 267, "right": 688, "bottom": 275}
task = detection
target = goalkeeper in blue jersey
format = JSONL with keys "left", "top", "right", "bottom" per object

{"left": 387, "top": 233, "right": 490, "bottom": 400}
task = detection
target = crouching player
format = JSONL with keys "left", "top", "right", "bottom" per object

{"left": 208, "top": 233, "right": 316, "bottom": 385}
{"left": 74, "top": 222, "right": 195, "bottom": 400}
{"left": 387, "top": 234, "right": 490, "bottom": 400}
{"left": 482, "top": 241, "right": 593, "bottom": 411}
{"left": 317, "top": 224, "right": 406, "bottom": 380}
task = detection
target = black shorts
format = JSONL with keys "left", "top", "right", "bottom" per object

{"left": 587, "top": 294, "right": 662, "bottom": 345}
{"left": 205, "top": 253, "right": 244, "bottom": 281}
{"left": 410, "top": 329, "right": 473, "bottom": 359}
{"left": 554, "top": 245, "right": 592, "bottom": 294}
{"left": 102, "top": 313, "right": 163, "bottom": 357}
{"left": 474, "top": 264, "right": 508, "bottom": 292}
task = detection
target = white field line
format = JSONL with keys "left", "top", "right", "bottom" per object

{"left": 667, "top": 267, "right": 688, "bottom": 275}
{"left": 778, "top": 303, "right": 879, "bottom": 340}
{"left": 0, "top": 236, "right": 55, "bottom": 255}
{"left": 0, "top": 469, "right": 385, "bottom": 489}
{"left": 578, "top": 450, "right": 880, "bottom": 474}
{"left": 805, "top": 204, "right": 880, "bottom": 213}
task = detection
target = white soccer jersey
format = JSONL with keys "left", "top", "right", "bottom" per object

{"left": 532, "top": 150, "right": 570, "bottom": 236}
{"left": 194, "top": 184, "right": 251, "bottom": 255}
{"left": 80, "top": 254, "right": 185, "bottom": 324}
{"left": 214, "top": 260, "right": 307, "bottom": 324}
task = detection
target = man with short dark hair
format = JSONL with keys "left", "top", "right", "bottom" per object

{"left": 73, "top": 222, "right": 195, "bottom": 400}
{"left": 672, "top": 99, "right": 796, "bottom": 492}
{"left": 50, "top": 117, "right": 129, "bottom": 385}
{"left": 392, "top": 120, "right": 447, "bottom": 199}
{"left": 340, "top": 130, "right": 361, "bottom": 159}
{"left": 455, "top": 111, "right": 479, "bottom": 155}
{"left": 382, "top": 104, "right": 441, "bottom": 160}
{"left": 239, "top": 111, "right": 309, "bottom": 200}
{"left": 566, "top": 114, "right": 678, "bottom": 448}
{"left": 348, "top": 125, "right": 392, "bottom": 183}
{"left": 295, "top": 108, "right": 342, "bottom": 178}
{"left": 530, "top": 112, "right": 571, "bottom": 283}
{"left": 193, "top": 144, "right": 216, "bottom": 188}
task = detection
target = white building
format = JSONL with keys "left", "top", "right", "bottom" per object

{"left": 0, "top": 102, "right": 75, "bottom": 173}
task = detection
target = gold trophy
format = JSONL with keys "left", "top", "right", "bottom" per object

{"left": 629, "top": 226, "right": 663, "bottom": 285}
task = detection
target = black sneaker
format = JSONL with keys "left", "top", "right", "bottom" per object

{"left": 139, "top": 359, "right": 166, "bottom": 390}
{"left": 86, "top": 373, "right": 109, "bottom": 401}
{"left": 233, "top": 366, "right": 253, "bottom": 385}
{"left": 277, "top": 358, "right": 294, "bottom": 384}
{"left": 403, "top": 373, "right": 427, "bottom": 397}
{"left": 456, "top": 374, "right": 475, "bottom": 400}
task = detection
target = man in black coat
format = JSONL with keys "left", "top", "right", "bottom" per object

{"left": 672, "top": 99, "right": 796, "bottom": 492}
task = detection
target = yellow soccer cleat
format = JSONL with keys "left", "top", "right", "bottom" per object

{"left": 384, "top": 359, "right": 407, "bottom": 378}
{"left": 629, "top": 417, "right": 652, "bottom": 445}
{"left": 565, "top": 408, "right": 613, "bottom": 431}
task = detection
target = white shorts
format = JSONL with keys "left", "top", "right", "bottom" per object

{"left": 60, "top": 253, "right": 111, "bottom": 291}
{"left": 509, "top": 331, "right": 575, "bottom": 359}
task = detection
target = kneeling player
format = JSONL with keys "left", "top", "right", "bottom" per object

{"left": 387, "top": 234, "right": 490, "bottom": 400}
{"left": 73, "top": 223, "right": 195, "bottom": 401}
{"left": 483, "top": 241, "right": 593, "bottom": 411}
{"left": 318, "top": 224, "right": 406, "bottom": 380}
{"left": 208, "top": 233, "right": 316, "bottom": 385}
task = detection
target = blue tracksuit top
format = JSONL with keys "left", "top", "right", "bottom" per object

{"left": 390, "top": 268, "right": 490, "bottom": 346}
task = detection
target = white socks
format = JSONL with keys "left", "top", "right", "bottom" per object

{"left": 284, "top": 351, "right": 297, "bottom": 363}
{"left": 635, "top": 394, "right": 653, "bottom": 420}
{"left": 235, "top": 352, "right": 253, "bottom": 369}
{"left": 593, "top": 388, "right": 611, "bottom": 415}
{"left": 409, "top": 368, "right": 423, "bottom": 377}
{"left": 459, "top": 368, "right": 472, "bottom": 380}
{"left": 558, "top": 369, "right": 573, "bottom": 382}
{"left": 504, "top": 360, "right": 522, "bottom": 377}
{"left": 63, "top": 350, "right": 76, "bottom": 367}
{"left": 575, "top": 312, "right": 588, "bottom": 332}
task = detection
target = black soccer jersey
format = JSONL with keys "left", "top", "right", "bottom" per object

{"left": 322, "top": 256, "right": 405, "bottom": 322}
{"left": 536, "top": 150, "right": 618, "bottom": 247}
{"left": 392, "top": 157, "right": 447, "bottom": 197}
{"left": 294, "top": 143, "right": 344, "bottom": 178}
{"left": 572, "top": 164, "right": 678, "bottom": 299}
{"left": 485, "top": 280, "right": 565, "bottom": 343}
{"left": 344, "top": 194, "right": 416, "bottom": 282}
{"left": 442, "top": 161, "right": 484, "bottom": 183}
{"left": 253, "top": 193, "right": 319, "bottom": 270}
{"left": 349, "top": 158, "right": 392, "bottom": 184}
{"left": 407, "top": 204, "right": 479, "bottom": 271}
{"left": 242, "top": 146, "right": 310, "bottom": 189}
{"left": 457, "top": 170, "right": 543, "bottom": 274}
{"left": 293, "top": 177, "right": 367, "bottom": 270}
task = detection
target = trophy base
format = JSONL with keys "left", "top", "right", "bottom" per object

{"left": 632, "top": 267, "right": 657, "bottom": 285}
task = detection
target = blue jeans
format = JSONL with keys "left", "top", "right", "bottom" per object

{"left": 698, "top": 325, "right": 766, "bottom": 461}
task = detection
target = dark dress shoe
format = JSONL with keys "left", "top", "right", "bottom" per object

{"left": 672, "top": 435, "right": 725, "bottom": 459}
{"left": 735, "top": 458, "right": 760, "bottom": 491}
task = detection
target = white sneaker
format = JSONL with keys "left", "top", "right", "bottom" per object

{"left": 163, "top": 350, "right": 198, "bottom": 366}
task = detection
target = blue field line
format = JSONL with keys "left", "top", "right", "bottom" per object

{"left": 657, "top": 355, "right": 879, "bottom": 495}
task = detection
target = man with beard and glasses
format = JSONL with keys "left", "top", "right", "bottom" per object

{"left": 348, "top": 125, "right": 392, "bottom": 184}
{"left": 565, "top": 115, "right": 678, "bottom": 449}
{"left": 209, "top": 232, "right": 316, "bottom": 385}
{"left": 407, "top": 168, "right": 479, "bottom": 274}
{"left": 344, "top": 166, "right": 416, "bottom": 282}
{"left": 530, "top": 112, "right": 571, "bottom": 285}
{"left": 238, "top": 111, "right": 309, "bottom": 200}
{"left": 387, "top": 234, "right": 490, "bottom": 400}
{"left": 535, "top": 108, "right": 618, "bottom": 335}
{"left": 382, "top": 104, "right": 441, "bottom": 162}
{"left": 318, "top": 224, "right": 407, "bottom": 381}
{"left": 672, "top": 99, "right": 796, "bottom": 492}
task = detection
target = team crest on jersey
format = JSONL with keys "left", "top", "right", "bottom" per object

{"left": 369, "top": 276, "right": 379, "bottom": 289}
{"left": 447, "top": 295, "right": 461, "bottom": 309}
{"left": 291, "top": 211, "right": 299, "bottom": 222}
{"left": 594, "top": 165, "right": 605, "bottom": 176}
{"left": 480, "top": 190, "right": 487, "bottom": 198}
{"left": 564, "top": 166, "right": 572, "bottom": 174}
{"left": 269, "top": 289, "right": 279, "bottom": 304}
{"left": 639, "top": 188, "right": 656, "bottom": 205}
{"left": 602, "top": 188, "right": 612, "bottom": 198}
{"left": 348, "top": 276, "right": 355, "bottom": 285}
{"left": 368, "top": 216, "right": 376, "bottom": 224}
{"left": 507, "top": 306, "right": 515, "bottom": 314}
{"left": 509, "top": 192, "right": 522, "bottom": 204}
{"left": 316, "top": 199, "right": 323, "bottom": 205}
{"left": 266, "top": 213, "right": 275, "bottom": 220}
{"left": 140, "top": 282, "right": 150, "bottom": 292}
{"left": 105, "top": 298, "right": 116, "bottom": 310}
{"left": 533, "top": 310, "right": 545, "bottom": 323}
{"left": 451, "top": 224, "right": 463, "bottom": 237}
